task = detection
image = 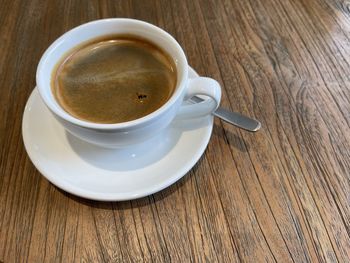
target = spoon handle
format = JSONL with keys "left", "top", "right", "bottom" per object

{"left": 191, "top": 96, "right": 261, "bottom": 132}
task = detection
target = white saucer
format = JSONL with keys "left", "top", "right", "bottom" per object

{"left": 22, "top": 68, "right": 213, "bottom": 201}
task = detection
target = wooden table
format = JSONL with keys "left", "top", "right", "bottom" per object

{"left": 1, "top": 0, "right": 350, "bottom": 262}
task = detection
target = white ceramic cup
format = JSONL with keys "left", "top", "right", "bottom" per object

{"left": 36, "top": 18, "right": 221, "bottom": 148}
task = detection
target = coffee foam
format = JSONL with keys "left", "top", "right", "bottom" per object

{"left": 52, "top": 36, "right": 176, "bottom": 123}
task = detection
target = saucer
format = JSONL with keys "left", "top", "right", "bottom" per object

{"left": 22, "top": 67, "right": 214, "bottom": 201}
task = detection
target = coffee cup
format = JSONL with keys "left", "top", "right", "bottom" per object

{"left": 36, "top": 18, "right": 221, "bottom": 148}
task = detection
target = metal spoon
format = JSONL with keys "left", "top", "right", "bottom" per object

{"left": 191, "top": 96, "right": 261, "bottom": 132}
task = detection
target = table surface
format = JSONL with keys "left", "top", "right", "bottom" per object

{"left": 1, "top": 0, "right": 350, "bottom": 262}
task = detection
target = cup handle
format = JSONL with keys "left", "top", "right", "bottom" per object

{"left": 176, "top": 77, "right": 221, "bottom": 119}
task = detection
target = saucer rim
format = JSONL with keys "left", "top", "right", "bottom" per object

{"left": 22, "top": 67, "right": 214, "bottom": 201}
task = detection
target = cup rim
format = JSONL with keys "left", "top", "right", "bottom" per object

{"left": 36, "top": 18, "right": 188, "bottom": 130}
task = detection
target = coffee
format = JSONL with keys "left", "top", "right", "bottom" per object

{"left": 52, "top": 35, "right": 177, "bottom": 123}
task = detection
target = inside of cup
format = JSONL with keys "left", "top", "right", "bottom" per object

{"left": 37, "top": 19, "right": 188, "bottom": 127}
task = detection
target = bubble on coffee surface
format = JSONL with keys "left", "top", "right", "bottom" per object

{"left": 52, "top": 36, "right": 177, "bottom": 123}
{"left": 136, "top": 92, "right": 148, "bottom": 103}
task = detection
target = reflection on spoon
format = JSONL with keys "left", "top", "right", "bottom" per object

{"left": 191, "top": 96, "right": 261, "bottom": 132}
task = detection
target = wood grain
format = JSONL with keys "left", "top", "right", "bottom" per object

{"left": 0, "top": 0, "right": 349, "bottom": 262}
